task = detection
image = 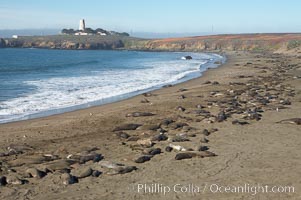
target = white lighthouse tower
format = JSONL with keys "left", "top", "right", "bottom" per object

{"left": 79, "top": 19, "right": 85, "bottom": 31}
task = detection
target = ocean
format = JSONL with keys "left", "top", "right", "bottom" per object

{"left": 0, "top": 48, "right": 224, "bottom": 123}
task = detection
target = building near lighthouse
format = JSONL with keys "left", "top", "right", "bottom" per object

{"left": 79, "top": 19, "right": 85, "bottom": 31}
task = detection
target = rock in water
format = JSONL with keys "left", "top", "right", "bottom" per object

{"left": 113, "top": 124, "right": 142, "bottom": 131}
{"left": 181, "top": 56, "right": 192, "bottom": 60}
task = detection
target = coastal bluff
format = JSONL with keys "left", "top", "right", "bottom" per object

{"left": 0, "top": 35, "right": 131, "bottom": 50}
{"left": 1, "top": 33, "right": 301, "bottom": 52}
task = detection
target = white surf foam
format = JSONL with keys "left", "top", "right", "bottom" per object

{"left": 0, "top": 52, "right": 223, "bottom": 123}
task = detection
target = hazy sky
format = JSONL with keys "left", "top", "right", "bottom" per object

{"left": 1, "top": 0, "right": 301, "bottom": 33}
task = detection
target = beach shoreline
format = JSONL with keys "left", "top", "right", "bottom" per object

{"left": 0, "top": 51, "right": 225, "bottom": 125}
{"left": 0, "top": 50, "right": 300, "bottom": 200}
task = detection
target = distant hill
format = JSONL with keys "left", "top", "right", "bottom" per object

{"left": 0, "top": 29, "right": 61, "bottom": 38}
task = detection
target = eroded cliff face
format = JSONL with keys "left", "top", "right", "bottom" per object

{"left": 1, "top": 33, "right": 301, "bottom": 52}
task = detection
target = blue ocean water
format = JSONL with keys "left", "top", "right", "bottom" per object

{"left": 0, "top": 48, "right": 224, "bottom": 123}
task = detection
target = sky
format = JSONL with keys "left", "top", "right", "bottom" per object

{"left": 1, "top": 0, "right": 301, "bottom": 34}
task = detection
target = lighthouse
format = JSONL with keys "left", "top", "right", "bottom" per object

{"left": 79, "top": 19, "right": 85, "bottom": 31}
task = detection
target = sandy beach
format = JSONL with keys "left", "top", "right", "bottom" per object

{"left": 0, "top": 50, "right": 300, "bottom": 200}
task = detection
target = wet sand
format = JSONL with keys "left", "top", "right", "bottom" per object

{"left": 0, "top": 50, "right": 300, "bottom": 200}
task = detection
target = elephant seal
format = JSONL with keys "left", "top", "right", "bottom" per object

{"left": 175, "top": 151, "right": 216, "bottom": 160}
{"left": 276, "top": 118, "right": 301, "bottom": 125}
